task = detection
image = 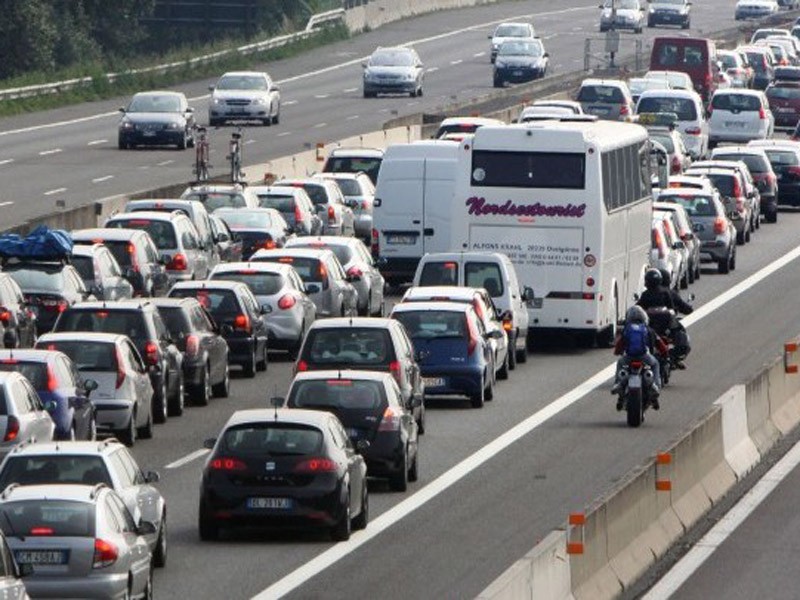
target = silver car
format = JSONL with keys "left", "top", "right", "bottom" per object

{"left": 600, "top": 0, "right": 646, "bottom": 32}
{"left": 0, "top": 529, "right": 29, "bottom": 599}
{"left": 249, "top": 185, "right": 323, "bottom": 236}
{"left": 362, "top": 46, "right": 425, "bottom": 98}
{"left": 35, "top": 333, "right": 154, "bottom": 447}
{"left": 105, "top": 211, "right": 210, "bottom": 285}
{"left": 251, "top": 248, "right": 358, "bottom": 318}
{"left": 489, "top": 22, "right": 536, "bottom": 63}
{"left": 213, "top": 207, "right": 293, "bottom": 259}
{"left": 315, "top": 172, "right": 375, "bottom": 243}
{"left": 285, "top": 236, "right": 385, "bottom": 317}
{"left": 180, "top": 183, "right": 260, "bottom": 212}
{"left": 209, "top": 262, "right": 316, "bottom": 357}
{"left": 0, "top": 440, "right": 167, "bottom": 569}
{"left": 208, "top": 70, "right": 281, "bottom": 126}
{"left": 272, "top": 179, "right": 355, "bottom": 237}
{"left": 70, "top": 244, "right": 134, "bottom": 302}
{"left": 0, "top": 484, "right": 153, "bottom": 600}
{"left": 0, "top": 373, "right": 54, "bottom": 458}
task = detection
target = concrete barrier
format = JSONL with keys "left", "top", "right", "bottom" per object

{"left": 345, "top": 0, "right": 499, "bottom": 33}
{"left": 715, "top": 385, "right": 760, "bottom": 478}
{"left": 744, "top": 361, "right": 781, "bottom": 455}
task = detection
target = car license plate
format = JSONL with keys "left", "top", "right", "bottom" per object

{"left": 246, "top": 497, "right": 292, "bottom": 510}
{"left": 423, "top": 377, "right": 445, "bottom": 387}
{"left": 386, "top": 234, "right": 416, "bottom": 245}
{"left": 590, "top": 107, "right": 610, "bottom": 115}
{"left": 724, "top": 121, "right": 745, "bottom": 128}
{"left": 142, "top": 130, "right": 156, "bottom": 137}
{"left": 512, "top": 70, "right": 523, "bottom": 76}
{"left": 628, "top": 374, "right": 642, "bottom": 390}
{"left": 15, "top": 550, "right": 68, "bottom": 565}
{"left": 778, "top": 107, "right": 795, "bottom": 113}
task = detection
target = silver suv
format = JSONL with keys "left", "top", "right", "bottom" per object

{"left": 0, "top": 372, "right": 54, "bottom": 458}
{"left": 208, "top": 71, "right": 281, "bottom": 126}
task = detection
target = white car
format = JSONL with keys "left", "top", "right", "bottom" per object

{"left": 272, "top": 179, "right": 356, "bottom": 237}
{"left": 530, "top": 99, "right": 584, "bottom": 114}
{"left": 629, "top": 77, "right": 671, "bottom": 104}
{"left": 314, "top": 172, "right": 376, "bottom": 242}
{"left": 180, "top": 183, "right": 260, "bottom": 212}
{"left": 208, "top": 70, "right": 281, "bottom": 126}
{"left": 489, "top": 22, "right": 535, "bottom": 63}
{"left": 709, "top": 89, "right": 774, "bottom": 144}
{"left": 650, "top": 216, "right": 685, "bottom": 290}
{"left": 644, "top": 70, "right": 693, "bottom": 91}
{"left": 517, "top": 105, "right": 575, "bottom": 122}
{"left": 434, "top": 117, "right": 505, "bottom": 139}
{"left": 636, "top": 89, "right": 709, "bottom": 159}
{"left": 600, "top": 0, "right": 646, "bottom": 33}
{"left": 735, "top": 0, "right": 779, "bottom": 20}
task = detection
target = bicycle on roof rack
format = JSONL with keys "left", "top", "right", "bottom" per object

{"left": 228, "top": 127, "right": 245, "bottom": 184}
{"left": 193, "top": 126, "right": 212, "bottom": 183}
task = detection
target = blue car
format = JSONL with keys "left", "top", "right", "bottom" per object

{"left": 391, "top": 301, "right": 500, "bottom": 408}
{"left": 0, "top": 350, "right": 97, "bottom": 440}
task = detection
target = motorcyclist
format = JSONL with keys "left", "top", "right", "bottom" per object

{"left": 636, "top": 268, "right": 674, "bottom": 312}
{"left": 657, "top": 268, "right": 693, "bottom": 368}
{"left": 611, "top": 305, "right": 667, "bottom": 411}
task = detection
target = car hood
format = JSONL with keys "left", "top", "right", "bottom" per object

{"left": 495, "top": 55, "right": 545, "bottom": 67}
{"left": 122, "top": 112, "right": 184, "bottom": 124}
{"left": 212, "top": 89, "right": 269, "bottom": 100}
{"left": 602, "top": 8, "right": 640, "bottom": 17}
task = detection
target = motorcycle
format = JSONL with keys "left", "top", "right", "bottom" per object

{"left": 646, "top": 306, "right": 676, "bottom": 386}
{"left": 617, "top": 359, "right": 657, "bottom": 427}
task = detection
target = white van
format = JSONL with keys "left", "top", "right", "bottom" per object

{"left": 412, "top": 251, "right": 533, "bottom": 365}
{"left": 373, "top": 141, "right": 460, "bottom": 285}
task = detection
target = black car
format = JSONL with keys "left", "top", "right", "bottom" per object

{"left": 118, "top": 91, "right": 196, "bottom": 150}
{"left": 199, "top": 408, "right": 368, "bottom": 541}
{"left": 168, "top": 281, "right": 269, "bottom": 378}
{"left": 493, "top": 39, "right": 549, "bottom": 88}
{"left": 70, "top": 244, "right": 134, "bottom": 301}
{"left": 71, "top": 228, "right": 170, "bottom": 297}
{"left": 0, "top": 272, "right": 37, "bottom": 348}
{"left": 209, "top": 215, "right": 243, "bottom": 263}
{"left": 52, "top": 301, "right": 184, "bottom": 423}
{"left": 3, "top": 260, "right": 92, "bottom": 334}
{"left": 285, "top": 371, "right": 419, "bottom": 491}
{"left": 151, "top": 297, "right": 230, "bottom": 405}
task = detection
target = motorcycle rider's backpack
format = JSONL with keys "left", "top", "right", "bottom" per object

{"left": 623, "top": 322, "right": 648, "bottom": 357}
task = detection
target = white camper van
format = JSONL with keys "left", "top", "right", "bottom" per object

{"left": 373, "top": 141, "right": 460, "bottom": 286}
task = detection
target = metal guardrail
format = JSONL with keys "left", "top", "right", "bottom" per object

{"left": 0, "top": 8, "right": 347, "bottom": 102}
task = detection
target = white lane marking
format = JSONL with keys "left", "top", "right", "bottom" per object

{"left": 343, "top": 87, "right": 358, "bottom": 93}
{"left": 474, "top": 51, "right": 486, "bottom": 57}
{"left": 0, "top": 6, "right": 593, "bottom": 138}
{"left": 346, "top": 115, "right": 360, "bottom": 121}
{"left": 277, "top": 131, "right": 292, "bottom": 137}
{"left": 43, "top": 188, "right": 67, "bottom": 196}
{"left": 91, "top": 175, "right": 114, "bottom": 183}
{"left": 643, "top": 437, "right": 800, "bottom": 600}
{"left": 0, "top": 202, "right": 14, "bottom": 207}
{"left": 407, "top": 101, "right": 420, "bottom": 107}
{"left": 314, "top": 94, "right": 330, "bottom": 99}
{"left": 165, "top": 448, "right": 209, "bottom": 469}
{"left": 157, "top": 160, "right": 174, "bottom": 166}
{"left": 244, "top": 139, "right": 256, "bottom": 145}
{"left": 313, "top": 122, "right": 327, "bottom": 128}
{"left": 283, "top": 100, "right": 299, "bottom": 106}
{"left": 543, "top": 33, "right": 557, "bottom": 40}
{"left": 451, "top": 59, "right": 464, "bottom": 65}
{"left": 87, "top": 139, "right": 107, "bottom": 146}
{"left": 253, "top": 244, "right": 800, "bottom": 598}
{"left": 0, "top": 159, "right": 13, "bottom": 166}
{"left": 427, "top": 67, "right": 440, "bottom": 73}
{"left": 38, "top": 148, "right": 62, "bottom": 156}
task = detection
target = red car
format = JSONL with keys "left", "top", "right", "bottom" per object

{"left": 769, "top": 81, "right": 800, "bottom": 127}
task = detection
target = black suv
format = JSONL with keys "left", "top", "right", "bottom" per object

{"left": 0, "top": 273, "right": 37, "bottom": 348}
{"left": 151, "top": 297, "right": 230, "bottom": 405}
{"left": 52, "top": 301, "right": 184, "bottom": 423}
{"left": 3, "top": 259, "right": 92, "bottom": 334}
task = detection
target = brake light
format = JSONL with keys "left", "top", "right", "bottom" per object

{"left": 233, "top": 314, "right": 251, "bottom": 333}
{"left": 297, "top": 360, "right": 308, "bottom": 372}
{"left": 467, "top": 316, "right": 479, "bottom": 356}
{"left": 255, "top": 239, "right": 276, "bottom": 250}
{"left": 619, "top": 105, "right": 630, "bottom": 116}
{"left": 46, "top": 365, "right": 58, "bottom": 393}
{"left": 144, "top": 341, "right": 159, "bottom": 366}
{"left": 30, "top": 527, "right": 54, "bottom": 536}
{"left": 346, "top": 266, "right": 363, "bottom": 279}
{"left": 444, "top": 262, "right": 457, "bottom": 269}
{"left": 767, "top": 172, "right": 777, "bottom": 186}
{"left": 294, "top": 205, "right": 303, "bottom": 223}
{"left": 654, "top": 228, "right": 666, "bottom": 259}
{"left": 278, "top": 257, "right": 293, "bottom": 263}
{"left": 733, "top": 176, "right": 743, "bottom": 199}
{"left": 277, "top": 295, "right": 296, "bottom": 310}
{"left": 788, "top": 166, "right": 800, "bottom": 177}
{"left": 209, "top": 457, "right": 247, "bottom": 471}
{"left": 759, "top": 105, "right": 767, "bottom": 120}
{"left": 378, "top": 407, "right": 402, "bottom": 432}
{"left": 371, "top": 228, "right": 380, "bottom": 259}
{"left": 327, "top": 205, "right": 335, "bottom": 224}
{"left": 472, "top": 298, "right": 485, "bottom": 321}
{"left": 127, "top": 244, "right": 140, "bottom": 273}
{"left": 389, "top": 360, "right": 402, "bottom": 386}
{"left": 115, "top": 347, "right": 126, "bottom": 389}
{"left": 327, "top": 379, "right": 352, "bottom": 386}
{"left": 685, "top": 127, "right": 702, "bottom": 135}
{"left": 502, "top": 316, "right": 513, "bottom": 332}
{"left": 167, "top": 253, "right": 188, "bottom": 271}
{"left": 714, "top": 217, "right": 726, "bottom": 235}
{"left": 93, "top": 539, "right": 119, "bottom": 569}
{"left": 295, "top": 458, "right": 338, "bottom": 472}
{"left": 185, "top": 334, "right": 200, "bottom": 357}
{"left": 0, "top": 309, "right": 9, "bottom": 324}
{"left": 630, "top": 360, "right": 644, "bottom": 369}
{"left": 704, "top": 71, "right": 712, "bottom": 88}
{"left": 671, "top": 155, "right": 681, "bottom": 175}
{"left": 319, "top": 262, "right": 328, "bottom": 285}
{"left": 4, "top": 416, "right": 18, "bottom": 442}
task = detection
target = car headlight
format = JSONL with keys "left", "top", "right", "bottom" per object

{"left": 168, "top": 121, "right": 182, "bottom": 129}
{"left": 492, "top": 43, "right": 499, "bottom": 49}
{"left": 252, "top": 97, "right": 268, "bottom": 106}
{"left": 120, "top": 120, "right": 133, "bottom": 129}
{"left": 211, "top": 97, "right": 223, "bottom": 106}
{"left": 495, "top": 60, "right": 506, "bottom": 68}
{"left": 405, "top": 74, "right": 415, "bottom": 81}
{"left": 649, "top": 6, "right": 655, "bottom": 12}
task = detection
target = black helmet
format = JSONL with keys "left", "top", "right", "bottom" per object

{"left": 644, "top": 269, "right": 662, "bottom": 290}
{"left": 659, "top": 268, "right": 671, "bottom": 288}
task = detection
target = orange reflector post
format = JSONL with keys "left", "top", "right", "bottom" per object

{"left": 656, "top": 481, "right": 673, "bottom": 491}
{"left": 567, "top": 542, "right": 584, "bottom": 555}
{"left": 567, "top": 512, "right": 585, "bottom": 555}
{"left": 785, "top": 341, "right": 798, "bottom": 374}
{"left": 785, "top": 342, "right": 798, "bottom": 353}
{"left": 656, "top": 453, "right": 672, "bottom": 465}
{"left": 569, "top": 513, "right": 585, "bottom": 525}
{"left": 655, "top": 453, "right": 672, "bottom": 492}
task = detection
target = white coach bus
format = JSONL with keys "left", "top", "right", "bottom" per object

{"left": 450, "top": 120, "right": 653, "bottom": 346}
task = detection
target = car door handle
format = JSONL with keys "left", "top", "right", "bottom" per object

{"left": 424, "top": 228, "right": 434, "bottom": 236}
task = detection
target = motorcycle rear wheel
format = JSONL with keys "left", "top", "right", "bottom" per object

{"left": 627, "top": 388, "right": 644, "bottom": 428}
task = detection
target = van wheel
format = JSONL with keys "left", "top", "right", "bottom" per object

{"left": 736, "top": 229, "right": 746, "bottom": 245}
{"left": 484, "top": 372, "right": 495, "bottom": 401}
{"left": 516, "top": 347, "right": 528, "bottom": 364}
{"left": 766, "top": 208, "right": 778, "bottom": 223}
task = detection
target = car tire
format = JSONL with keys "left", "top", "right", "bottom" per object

{"left": 119, "top": 412, "right": 136, "bottom": 447}
{"left": 682, "top": 20, "right": 690, "bottom": 29}
{"left": 471, "top": 379, "right": 485, "bottom": 409}
{"left": 262, "top": 118, "right": 271, "bottom": 127}
{"left": 417, "top": 400, "right": 426, "bottom": 435}
{"left": 212, "top": 364, "right": 230, "bottom": 398}
{"left": 766, "top": 208, "right": 778, "bottom": 223}
{"left": 256, "top": 342, "right": 268, "bottom": 372}
{"left": 153, "top": 517, "right": 167, "bottom": 568}
{"left": 168, "top": 372, "right": 185, "bottom": 417}
{"left": 88, "top": 414, "right": 97, "bottom": 441}
{"left": 138, "top": 408, "right": 153, "bottom": 440}
{"left": 695, "top": 262, "right": 701, "bottom": 280}
{"left": 408, "top": 449, "right": 419, "bottom": 482}
{"left": 209, "top": 118, "right": 222, "bottom": 127}
{"left": 688, "top": 262, "right": 695, "bottom": 284}
{"left": 736, "top": 229, "right": 746, "bottom": 245}
{"left": 118, "top": 138, "right": 128, "bottom": 150}
{"left": 352, "top": 484, "right": 369, "bottom": 531}
{"left": 198, "top": 506, "right": 219, "bottom": 541}
{"left": 497, "top": 351, "right": 510, "bottom": 380}
{"left": 508, "top": 334, "right": 518, "bottom": 370}
{"left": 493, "top": 77, "right": 503, "bottom": 88}
{"left": 418, "top": 87, "right": 423, "bottom": 97}
{"left": 680, "top": 270, "right": 689, "bottom": 289}
{"left": 485, "top": 373, "right": 495, "bottom": 401}
{"left": 177, "top": 134, "right": 187, "bottom": 150}
{"left": 718, "top": 256, "right": 730, "bottom": 274}
{"left": 191, "top": 365, "right": 211, "bottom": 406}
{"left": 272, "top": 109, "right": 280, "bottom": 125}
{"left": 153, "top": 379, "right": 168, "bottom": 424}
{"left": 745, "top": 227, "right": 751, "bottom": 243}
{"left": 390, "top": 453, "right": 409, "bottom": 492}
{"left": 331, "top": 494, "right": 351, "bottom": 542}
{"left": 730, "top": 249, "right": 737, "bottom": 271}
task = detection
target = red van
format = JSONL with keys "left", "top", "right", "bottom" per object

{"left": 650, "top": 37, "right": 719, "bottom": 102}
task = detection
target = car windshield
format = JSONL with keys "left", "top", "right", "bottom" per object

{"left": 56, "top": 309, "right": 148, "bottom": 344}
{"left": 156, "top": 306, "right": 191, "bottom": 338}
{"left": 292, "top": 243, "right": 353, "bottom": 265}
{"left": 4, "top": 267, "right": 64, "bottom": 292}
{"left": 257, "top": 194, "right": 295, "bottom": 213}
{"left": 744, "top": 51, "right": 768, "bottom": 72}
{"left": 127, "top": 94, "right": 181, "bottom": 113}
{"left": 183, "top": 192, "right": 246, "bottom": 212}
{"left": 369, "top": 50, "right": 414, "bottom": 67}
{"left": 0, "top": 500, "right": 95, "bottom": 538}
{"left": 394, "top": 310, "right": 467, "bottom": 340}
{"left": 324, "top": 157, "right": 382, "bottom": 182}
{"left": 656, "top": 0, "right": 684, "bottom": 4}
{"left": 41, "top": 341, "right": 118, "bottom": 372}
{"left": 304, "top": 328, "right": 392, "bottom": 366}
{"left": 221, "top": 423, "right": 322, "bottom": 456}
{"left": 210, "top": 271, "right": 284, "bottom": 296}
{"left": 170, "top": 289, "right": 240, "bottom": 316}
{"left": 712, "top": 93, "right": 762, "bottom": 111}
{"left": 577, "top": 85, "right": 625, "bottom": 103}
{"left": 653, "top": 43, "right": 707, "bottom": 68}
{"left": 0, "top": 362, "right": 48, "bottom": 389}
{"left": 637, "top": 97, "right": 697, "bottom": 120}
{"left": 651, "top": 133, "right": 676, "bottom": 153}
{"left": 289, "top": 379, "right": 385, "bottom": 411}
{"left": 498, "top": 41, "right": 541, "bottom": 56}
{"left": 217, "top": 211, "right": 273, "bottom": 230}
{"left": 718, "top": 53, "right": 739, "bottom": 69}
{"left": 764, "top": 149, "right": 800, "bottom": 166}
{"left": 255, "top": 256, "right": 322, "bottom": 282}
{"left": 0, "top": 456, "right": 112, "bottom": 490}
{"left": 659, "top": 194, "right": 718, "bottom": 216}
{"left": 495, "top": 24, "right": 530, "bottom": 37}
{"left": 714, "top": 153, "right": 768, "bottom": 173}
{"left": 767, "top": 85, "right": 800, "bottom": 99}
{"left": 702, "top": 173, "right": 735, "bottom": 196}
{"left": 107, "top": 219, "right": 176, "bottom": 250}
{"left": 216, "top": 75, "right": 267, "bottom": 91}
{"left": 465, "top": 262, "right": 505, "bottom": 297}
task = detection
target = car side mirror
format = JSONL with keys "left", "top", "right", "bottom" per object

{"left": 203, "top": 438, "right": 217, "bottom": 449}
{"left": 261, "top": 304, "right": 272, "bottom": 315}
{"left": 148, "top": 363, "right": 162, "bottom": 374}
{"left": 673, "top": 241, "right": 685, "bottom": 250}
{"left": 186, "top": 107, "right": 194, "bottom": 113}
{"left": 84, "top": 378, "right": 99, "bottom": 393}
{"left": 270, "top": 396, "right": 285, "bottom": 409}
{"left": 118, "top": 107, "right": 126, "bottom": 113}
{"left": 487, "top": 35, "right": 492, "bottom": 39}
{"left": 221, "top": 324, "right": 234, "bottom": 335}
{"left": 356, "top": 439, "right": 370, "bottom": 454}
{"left": 305, "top": 283, "right": 321, "bottom": 294}
{"left": 346, "top": 273, "right": 362, "bottom": 283}
{"left": 137, "top": 520, "right": 158, "bottom": 537}
{"left": 144, "top": 470, "right": 160, "bottom": 484}
{"left": 44, "top": 400, "right": 58, "bottom": 413}
{"left": 208, "top": 85, "right": 215, "bottom": 92}
{"left": 544, "top": 52, "right": 550, "bottom": 58}
{"left": 376, "top": 257, "right": 388, "bottom": 268}
{"left": 17, "top": 562, "right": 33, "bottom": 578}
{"left": 123, "top": 267, "right": 136, "bottom": 279}
{"left": 688, "top": 293, "right": 696, "bottom": 302}
{"left": 361, "top": 62, "right": 368, "bottom": 68}
{"left": 414, "top": 350, "right": 430, "bottom": 362}
{"left": 522, "top": 287, "right": 535, "bottom": 303}
{"left": 216, "top": 232, "right": 229, "bottom": 243}
{"left": 285, "top": 226, "right": 294, "bottom": 235}
{"left": 489, "top": 329, "right": 504, "bottom": 339}
{"left": 159, "top": 255, "right": 171, "bottom": 266}
{"left": 272, "top": 85, "right": 280, "bottom": 92}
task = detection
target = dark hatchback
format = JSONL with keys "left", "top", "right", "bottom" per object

{"left": 118, "top": 91, "right": 195, "bottom": 150}
{"left": 199, "top": 408, "right": 368, "bottom": 541}
{"left": 285, "top": 371, "right": 418, "bottom": 491}
{"left": 766, "top": 81, "right": 800, "bottom": 127}
{"left": 493, "top": 39, "right": 549, "bottom": 88}
{"left": 151, "top": 297, "right": 231, "bottom": 405}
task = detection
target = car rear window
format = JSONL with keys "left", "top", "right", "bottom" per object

{"left": 4, "top": 267, "right": 64, "bottom": 292}
{"left": 40, "top": 341, "right": 118, "bottom": 372}
{"left": 637, "top": 97, "right": 697, "bottom": 120}
{"left": 210, "top": 271, "right": 284, "bottom": 296}
{"left": 465, "top": 262, "right": 505, "bottom": 298}
{"left": 102, "top": 241, "right": 134, "bottom": 268}
{"left": 711, "top": 93, "right": 762, "bottom": 111}
{"left": 419, "top": 262, "right": 459, "bottom": 286}
{"left": 577, "top": 85, "right": 625, "bottom": 103}
{"left": 767, "top": 85, "right": 800, "bottom": 100}
{"left": 277, "top": 184, "right": 327, "bottom": 206}
{"left": 688, "top": 172, "right": 734, "bottom": 196}
{"left": 393, "top": 310, "right": 467, "bottom": 340}
{"left": 713, "top": 153, "right": 769, "bottom": 173}
{"left": 653, "top": 42, "right": 707, "bottom": 68}
{"left": 293, "top": 243, "right": 353, "bottom": 266}
{"left": 71, "top": 256, "right": 94, "bottom": 282}
{"left": 156, "top": 306, "right": 191, "bottom": 338}
{"left": 764, "top": 149, "right": 800, "bottom": 166}
{"left": 0, "top": 500, "right": 95, "bottom": 538}
{"left": 304, "top": 328, "right": 393, "bottom": 366}
{"left": 217, "top": 211, "right": 273, "bottom": 230}
{"left": 221, "top": 423, "right": 323, "bottom": 456}
{"left": 288, "top": 379, "right": 385, "bottom": 411}
{"left": 55, "top": 309, "right": 148, "bottom": 343}
{"left": 254, "top": 256, "right": 322, "bottom": 282}
{"left": 0, "top": 456, "right": 112, "bottom": 490}
{"left": 658, "top": 194, "right": 718, "bottom": 216}
{"left": 170, "top": 289, "right": 240, "bottom": 315}
{"left": 183, "top": 192, "right": 246, "bottom": 212}
{"left": 651, "top": 133, "right": 675, "bottom": 154}
{"left": 107, "top": 219, "right": 176, "bottom": 250}
{"left": 0, "top": 361, "right": 48, "bottom": 389}
{"left": 257, "top": 194, "right": 295, "bottom": 213}
{"left": 331, "top": 179, "right": 361, "bottom": 197}
{"left": 744, "top": 52, "right": 768, "bottom": 72}
{"left": 324, "top": 157, "right": 382, "bottom": 182}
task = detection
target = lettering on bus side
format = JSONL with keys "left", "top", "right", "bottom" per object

{"left": 465, "top": 197, "right": 587, "bottom": 218}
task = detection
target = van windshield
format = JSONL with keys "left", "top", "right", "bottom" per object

{"left": 419, "top": 262, "right": 459, "bottom": 286}
{"left": 653, "top": 42, "right": 707, "bottom": 68}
